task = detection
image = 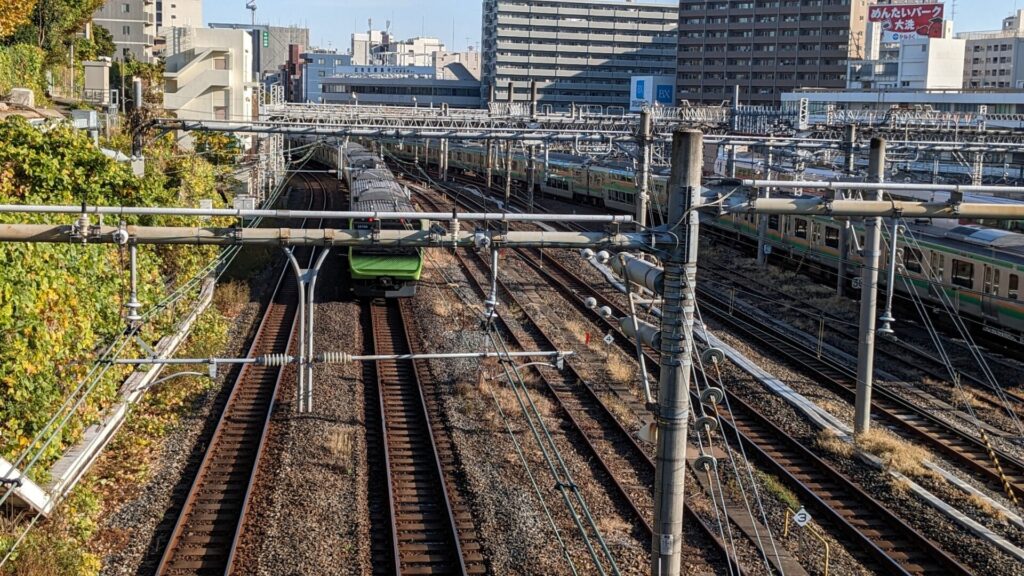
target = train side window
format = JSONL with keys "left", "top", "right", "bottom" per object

{"left": 951, "top": 259, "right": 974, "bottom": 289}
{"left": 794, "top": 218, "right": 808, "bottom": 239}
{"left": 768, "top": 215, "right": 779, "bottom": 231}
{"left": 1010, "top": 274, "right": 1019, "bottom": 300}
{"left": 824, "top": 226, "right": 840, "bottom": 249}
{"left": 930, "top": 252, "right": 944, "bottom": 280}
{"left": 904, "top": 247, "right": 923, "bottom": 274}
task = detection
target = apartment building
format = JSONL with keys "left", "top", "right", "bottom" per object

{"left": 959, "top": 9, "right": 1024, "bottom": 89}
{"left": 481, "top": 0, "right": 678, "bottom": 109}
{"left": 209, "top": 23, "right": 311, "bottom": 77}
{"left": 93, "top": 0, "right": 157, "bottom": 62}
{"left": 163, "top": 27, "right": 254, "bottom": 137}
{"left": 156, "top": 0, "right": 202, "bottom": 32}
{"left": 676, "top": 0, "right": 871, "bottom": 105}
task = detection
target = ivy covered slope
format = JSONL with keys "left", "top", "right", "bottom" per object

{"left": 0, "top": 117, "right": 224, "bottom": 471}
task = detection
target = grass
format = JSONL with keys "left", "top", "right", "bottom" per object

{"left": 950, "top": 387, "right": 979, "bottom": 409}
{"left": 600, "top": 392, "right": 636, "bottom": 426}
{"left": 855, "top": 427, "right": 935, "bottom": 478}
{"left": 430, "top": 295, "right": 456, "bottom": 318}
{"left": 815, "top": 429, "right": 854, "bottom": 458}
{"left": 213, "top": 280, "right": 250, "bottom": 319}
{"left": 966, "top": 493, "right": 1007, "bottom": 522}
{"left": 605, "top": 354, "right": 635, "bottom": 385}
{"left": 326, "top": 428, "right": 355, "bottom": 473}
{"left": 757, "top": 470, "right": 801, "bottom": 510}
{"left": 596, "top": 516, "right": 631, "bottom": 538}
{"left": 425, "top": 248, "right": 458, "bottom": 269}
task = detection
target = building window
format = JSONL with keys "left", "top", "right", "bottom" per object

{"left": 121, "top": 3, "right": 130, "bottom": 13}
{"left": 213, "top": 106, "right": 228, "bottom": 120}
{"left": 213, "top": 57, "right": 228, "bottom": 70}
{"left": 122, "top": 25, "right": 131, "bottom": 35}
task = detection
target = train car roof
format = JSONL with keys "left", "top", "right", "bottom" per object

{"left": 352, "top": 169, "right": 395, "bottom": 181}
{"left": 715, "top": 188, "right": 1024, "bottom": 266}
{"left": 351, "top": 197, "right": 418, "bottom": 213}
{"left": 908, "top": 223, "right": 1024, "bottom": 266}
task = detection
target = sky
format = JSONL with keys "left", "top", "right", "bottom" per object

{"left": 202, "top": 1, "right": 1024, "bottom": 53}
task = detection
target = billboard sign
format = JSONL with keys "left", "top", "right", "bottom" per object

{"left": 869, "top": 3, "right": 945, "bottom": 42}
{"left": 630, "top": 76, "right": 676, "bottom": 112}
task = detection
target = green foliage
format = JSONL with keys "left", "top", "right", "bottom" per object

{"left": 3, "top": 0, "right": 105, "bottom": 66}
{"left": 1, "top": 482, "right": 103, "bottom": 576}
{"left": 83, "top": 24, "right": 114, "bottom": 60}
{"left": 0, "top": 43, "right": 45, "bottom": 101}
{"left": 0, "top": 116, "right": 227, "bottom": 467}
{"left": 194, "top": 132, "right": 242, "bottom": 166}
{"left": 0, "top": 0, "right": 36, "bottom": 39}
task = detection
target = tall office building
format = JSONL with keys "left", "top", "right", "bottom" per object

{"left": 92, "top": 0, "right": 158, "bottom": 62}
{"left": 676, "top": 0, "right": 871, "bottom": 105}
{"left": 481, "top": 0, "right": 678, "bottom": 109}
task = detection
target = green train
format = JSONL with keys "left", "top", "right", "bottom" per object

{"left": 318, "top": 142, "right": 424, "bottom": 298}
{"left": 384, "top": 139, "right": 1024, "bottom": 343}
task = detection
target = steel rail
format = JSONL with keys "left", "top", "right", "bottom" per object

{"left": 417, "top": 189, "right": 748, "bottom": 576}
{"left": 156, "top": 179, "right": 325, "bottom": 575}
{"left": 696, "top": 289, "right": 1024, "bottom": 504}
{"left": 415, "top": 174, "right": 968, "bottom": 575}
{"left": 368, "top": 299, "right": 472, "bottom": 575}
{"left": 513, "top": 247, "right": 971, "bottom": 576}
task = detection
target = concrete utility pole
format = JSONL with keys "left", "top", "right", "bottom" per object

{"left": 529, "top": 80, "right": 538, "bottom": 120}
{"left": 439, "top": 138, "right": 448, "bottom": 181}
{"left": 855, "top": 137, "right": 886, "bottom": 435}
{"left": 652, "top": 130, "right": 702, "bottom": 576}
{"left": 486, "top": 139, "right": 494, "bottom": 189}
{"left": 504, "top": 141, "right": 514, "bottom": 208}
{"left": 636, "top": 109, "right": 653, "bottom": 229}
{"left": 756, "top": 144, "right": 773, "bottom": 267}
{"left": 726, "top": 145, "right": 737, "bottom": 178}
{"left": 837, "top": 124, "right": 857, "bottom": 297}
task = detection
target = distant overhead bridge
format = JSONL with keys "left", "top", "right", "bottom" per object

{"left": 150, "top": 98, "right": 1024, "bottom": 151}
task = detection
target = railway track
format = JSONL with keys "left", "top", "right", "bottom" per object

{"left": 412, "top": 180, "right": 970, "bottom": 575}
{"left": 431, "top": 166, "right": 1024, "bottom": 502}
{"left": 156, "top": 179, "right": 327, "bottom": 575}
{"left": 696, "top": 287, "right": 1024, "bottom": 502}
{"left": 415, "top": 187, "right": 746, "bottom": 574}
{"left": 698, "top": 253, "right": 1024, "bottom": 409}
{"left": 509, "top": 246, "right": 971, "bottom": 576}
{"left": 366, "top": 298, "right": 485, "bottom": 575}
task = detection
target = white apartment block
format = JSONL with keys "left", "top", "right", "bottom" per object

{"left": 157, "top": 0, "right": 203, "bottom": 33}
{"left": 959, "top": 9, "right": 1024, "bottom": 89}
{"left": 164, "top": 27, "right": 254, "bottom": 147}
{"left": 93, "top": 0, "right": 157, "bottom": 62}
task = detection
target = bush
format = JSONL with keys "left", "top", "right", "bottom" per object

{"left": 0, "top": 117, "right": 227, "bottom": 468}
{"left": 0, "top": 44, "right": 46, "bottom": 102}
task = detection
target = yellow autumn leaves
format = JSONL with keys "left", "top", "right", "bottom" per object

{"left": 0, "top": 0, "right": 36, "bottom": 38}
